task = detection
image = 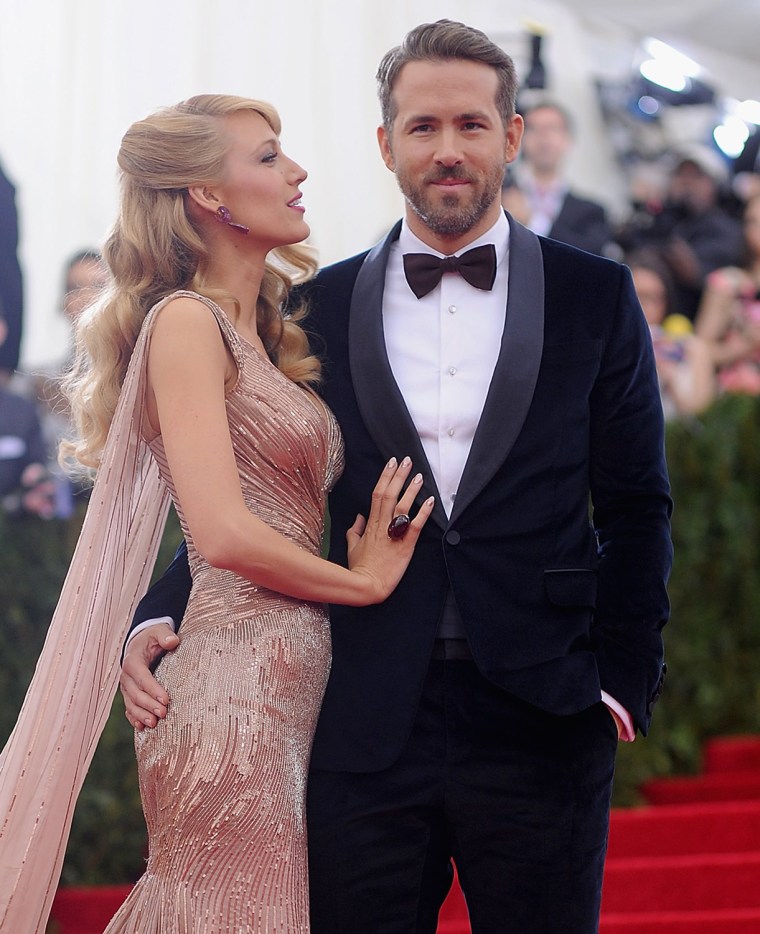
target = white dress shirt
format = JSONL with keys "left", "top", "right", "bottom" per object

{"left": 384, "top": 213, "right": 510, "bottom": 517}
{"left": 386, "top": 213, "right": 634, "bottom": 742}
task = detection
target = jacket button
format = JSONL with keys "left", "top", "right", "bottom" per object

{"left": 445, "top": 530, "right": 461, "bottom": 545}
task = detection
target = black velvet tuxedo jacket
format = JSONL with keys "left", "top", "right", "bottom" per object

{"left": 133, "top": 215, "right": 672, "bottom": 775}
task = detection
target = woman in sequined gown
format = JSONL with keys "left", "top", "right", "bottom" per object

{"left": 100, "top": 102, "right": 434, "bottom": 932}
{"left": 107, "top": 290, "right": 343, "bottom": 932}
{"left": 0, "top": 95, "right": 433, "bottom": 934}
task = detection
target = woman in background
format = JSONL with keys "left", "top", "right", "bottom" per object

{"left": 627, "top": 247, "right": 715, "bottom": 418}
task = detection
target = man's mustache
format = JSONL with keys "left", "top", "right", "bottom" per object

{"left": 424, "top": 168, "right": 473, "bottom": 184}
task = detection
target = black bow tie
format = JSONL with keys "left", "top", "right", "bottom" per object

{"left": 402, "top": 243, "right": 497, "bottom": 299}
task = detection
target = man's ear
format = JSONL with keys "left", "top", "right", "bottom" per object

{"left": 377, "top": 125, "right": 395, "bottom": 172}
{"left": 505, "top": 113, "right": 524, "bottom": 165}
{"left": 0, "top": 319, "right": 7, "bottom": 349}
{"left": 186, "top": 185, "right": 221, "bottom": 215}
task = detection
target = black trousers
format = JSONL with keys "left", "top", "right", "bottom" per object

{"left": 307, "top": 656, "right": 617, "bottom": 934}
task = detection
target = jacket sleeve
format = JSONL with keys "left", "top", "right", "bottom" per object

{"left": 126, "top": 538, "right": 192, "bottom": 636}
{"left": 589, "top": 264, "right": 673, "bottom": 735}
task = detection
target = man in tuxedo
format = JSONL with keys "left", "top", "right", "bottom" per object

{"left": 502, "top": 100, "right": 613, "bottom": 256}
{"left": 121, "top": 19, "right": 672, "bottom": 933}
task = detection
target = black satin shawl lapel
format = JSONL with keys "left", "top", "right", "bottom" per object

{"left": 348, "top": 222, "right": 448, "bottom": 530}
{"left": 449, "top": 216, "right": 545, "bottom": 525}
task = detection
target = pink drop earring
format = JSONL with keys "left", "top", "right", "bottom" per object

{"left": 215, "top": 205, "right": 249, "bottom": 235}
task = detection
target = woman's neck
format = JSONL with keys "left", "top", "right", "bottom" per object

{"left": 200, "top": 252, "right": 266, "bottom": 334}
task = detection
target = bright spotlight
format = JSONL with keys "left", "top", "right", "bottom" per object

{"left": 736, "top": 100, "right": 760, "bottom": 125}
{"left": 640, "top": 59, "right": 688, "bottom": 93}
{"left": 714, "top": 117, "right": 751, "bottom": 157}
{"left": 643, "top": 38, "right": 701, "bottom": 78}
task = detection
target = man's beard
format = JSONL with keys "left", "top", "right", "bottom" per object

{"left": 395, "top": 164, "right": 505, "bottom": 240}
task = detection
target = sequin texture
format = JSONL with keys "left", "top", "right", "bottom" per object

{"left": 105, "top": 292, "right": 343, "bottom": 933}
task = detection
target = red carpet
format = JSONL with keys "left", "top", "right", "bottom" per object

{"left": 49, "top": 886, "right": 132, "bottom": 932}
{"left": 49, "top": 735, "right": 760, "bottom": 933}
{"left": 435, "top": 734, "right": 760, "bottom": 932}
{"left": 601, "top": 734, "right": 760, "bottom": 934}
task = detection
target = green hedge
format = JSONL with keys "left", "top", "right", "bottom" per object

{"left": 1, "top": 395, "right": 759, "bottom": 881}
{"left": 613, "top": 393, "right": 760, "bottom": 803}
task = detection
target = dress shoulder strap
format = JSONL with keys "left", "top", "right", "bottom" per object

{"left": 145, "top": 290, "right": 247, "bottom": 392}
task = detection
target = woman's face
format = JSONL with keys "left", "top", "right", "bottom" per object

{"left": 213, "top": 110, "right": 309, "bottom": 252}
{"left": 743, "top": 197, "right": 760, "bottom": 259}
{"left": 632, "top": 266, "right": 668, "bottom": 326}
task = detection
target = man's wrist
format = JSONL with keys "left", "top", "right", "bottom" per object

{"left": 123, "top": 617, "right": 176, "bottom": 658}
{"left": 601, "top": 690, "right": 635, "bottom": 742}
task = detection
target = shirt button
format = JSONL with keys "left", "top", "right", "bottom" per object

{"left": 447, "top": 428, "right": 455, "bottom": 437}
{"left": 448, "top": 366, "right": 457, "bottom": 376}
{"left": 448, "top": 305, "right": 457, "bottom": 314}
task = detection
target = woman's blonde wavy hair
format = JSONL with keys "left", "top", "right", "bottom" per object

{"left": 62, "top": 94, "right": 320, "bottom": 470}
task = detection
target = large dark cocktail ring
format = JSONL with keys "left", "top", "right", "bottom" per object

{"left": 388, "top": 514, "right": 411, "bottom": 540}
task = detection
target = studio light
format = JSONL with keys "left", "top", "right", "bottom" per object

{"left": 636, "top": 37, "right": 714, "bottom": 107}
{"left": 640, "top": 59, "right": 687, "bottom": 93}
{"left": 736, "top": 99, "right": 760, "bottom": 126}
{"left": 642, "top": 38, "right": 701, "bottom": 81}
{"left": 713, "top": 117, "right": 750, "bottom": 158}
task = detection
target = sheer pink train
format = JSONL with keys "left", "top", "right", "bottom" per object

{"left": 0, "top": 303, "right": 171, "bottom": 931}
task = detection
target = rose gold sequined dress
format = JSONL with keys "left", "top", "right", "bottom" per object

{"left": 105, "top": 292, "right": 343, "bottom": 933}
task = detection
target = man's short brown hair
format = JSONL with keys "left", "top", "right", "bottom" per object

{"left": 376, "top": 19, "right": 518, "bottom": 131}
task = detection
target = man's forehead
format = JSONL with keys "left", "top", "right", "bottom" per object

{"left": 391, "top": 62, "right": 499, "bottom": 110}
{"left": 392, "top": 58, "right": 498, "bottom": 90}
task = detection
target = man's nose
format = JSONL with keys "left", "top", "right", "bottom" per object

{"left": 434, "top": 130, "right": 464, "bottom": 165}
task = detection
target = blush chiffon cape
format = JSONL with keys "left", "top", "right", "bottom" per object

{"left": 0, "top": 305, "right": 171, "bottom": 932}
